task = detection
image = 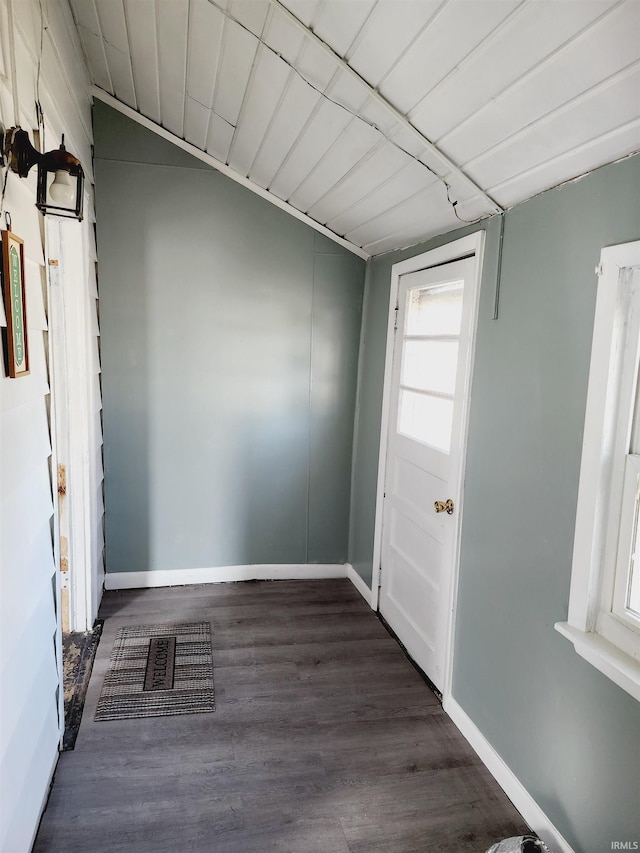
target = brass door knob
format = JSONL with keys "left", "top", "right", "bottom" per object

{"left": 434, "top": 499, "right": 454, "bottom": 515}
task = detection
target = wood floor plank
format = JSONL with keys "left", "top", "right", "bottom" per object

{"left": 34, "top": 579, "right": 529, "bottom": 852}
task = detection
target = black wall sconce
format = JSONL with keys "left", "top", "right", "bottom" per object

{"left": 2, "top": 127, "right": 84, "bottom": 221}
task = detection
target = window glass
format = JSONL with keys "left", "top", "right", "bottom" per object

{"left": 401, "top": 340, "right": 459, "bottom": 395}
{"left": 405, "top": 281, "right": 463, "bottom": 336}
{"left": 398, "top": 390, "right": 453, "bottom": 452}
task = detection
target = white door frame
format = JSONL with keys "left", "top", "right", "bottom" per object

{"left": 46, "top": 216, "right": 99, "bottom": 632}
{"left": 370, "top": 231, "right": 486, "bottom": 699}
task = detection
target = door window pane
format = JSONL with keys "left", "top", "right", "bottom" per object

{"left": 401, "top": 340, "right": 459, "bottom": 395}
{"left": 405, "top": 282, "right": 463, "bottom": 336}
{"left": 398, "top": 390, "right": 454, "bottom": 452}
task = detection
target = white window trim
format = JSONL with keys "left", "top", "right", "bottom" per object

{"left": 556, "top": 241, "right": 640, "bottom": 701}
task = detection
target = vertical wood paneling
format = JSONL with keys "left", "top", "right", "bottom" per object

{"left": 102, "top": 41, "right": 136, "bottom": 108}
{"left": 249, "top": 72, "right": 320, "bottom": 188}
{"left": 417, "top": 0, "right": 618, "bottom": 143}
{"left": 466, "top": 64, "right": 640, "bottom": 189}
{"left": 228, "top": 47, "right": 291, "bottom": 177}
{"left": 307, "top": 141, "right": 408, "bottom": 224}
{"left": 439, "top": 1, "right": 640, "bottom": 166}
{"left": 213, "top": 18, "right": 259, "bottom": 126}
{"left": 184, "top": 95, "right": 210, "bottom": 149}
{"left": 269, "top": 96, "right": 352, "bottom": 200}
{"left": 0, "top": 4, "right": 99, "bottom": 852}
{"left": 326, "top": 158, "right": 432, "bottom": 236}
{"left": 378, "top": 1, "right": 519, "bottom": 115}
{"left": 123, "top": 0, "right": 160, "bottom": 123}
{"left": 278, "top": 0, "right": 323, "bottom": 28}
{"left": 229, "top": 0, "right": 270, "bottom": 36}
{"left": 350, "top": 181, "right": 445, "bottom": 250}
{"left": 186, "top": 0, "right": 224, "bottom": 112}
{"left": 156, "top": 0, "right": 188, "bottom": 136}
{"left": 206, "top": 111, "right": 235, "bottom": 163}
{"left": 288, "top": 120, "right": 381, "bottom": 212}
{"left": 348, "top": 0, "right": 443, "bottom": 87}
{"left": 74, "top": 24, "right": 112, "bottom": 92}
{"left": 489, "top": 117, "right": 640, "bottom": 207}
{"left": 263, "top": 7, "right": 305, "bottom": 65}
{"left": 313, "top": 0, "right": 377, "bottom": 59}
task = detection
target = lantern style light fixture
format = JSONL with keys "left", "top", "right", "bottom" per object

{"left": 2, "top": 127, "right": 84, "bottom": 221}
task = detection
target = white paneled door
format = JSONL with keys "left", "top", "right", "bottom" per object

{"left": 379, "top": 251, "right": 480, "bottom": 693}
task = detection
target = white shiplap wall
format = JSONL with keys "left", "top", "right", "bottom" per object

{"left": 0, "top": 1, "right": 100, "bottom": 850}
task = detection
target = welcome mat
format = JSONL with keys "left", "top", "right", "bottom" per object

{"left": 94, "top": 622, "right": 215, "bottom": 721}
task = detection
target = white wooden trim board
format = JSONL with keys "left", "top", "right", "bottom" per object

{"left": 444, "top": 696, "right": 577, "bottom": 853}
{"left": 347, "top": 563, "right": 373, "bottom": 604}
{"left": 105, "top": 564, "right": 351, "bottom": 590}
{"left": 91, "top": 88, "right": 370, "bottom": 261}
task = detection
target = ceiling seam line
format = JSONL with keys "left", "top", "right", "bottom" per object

{"left": 206, "top": 0, "right": 490, "bottom": 223}
{"left": 59, "top": 0, "right": 97, "bottom": 104}
{"left": 304, "top": 136, "right": 389, "bottom": 221}
{"left": 434, "top": 0, "right": 629, "bottom": 148}
{"left": 342, "top": 0, "right": 382, "bottom": 63}
{"left": 210, "top": 5, "right": 483, "bottom": 223}
{"left": 266, "top": 0, "right": 502, "bottom": 214}
{"left": 225, "top": 6, "right": 274, "bottom": 167}
{"left": 406, "top": 0, "right": 533, "bottom": 120}
{"left": 226, "top": 38, "right": 264, "bottom": 168}
{"left": 245, "top": 0, "right": 330, "bottom": 182}
{"left": 460, "top": 57, "right": 640, "bottom": 174}
{"left": 35, "top": 1, "right": 94, "bottom": 146}
{"left": 373, "top": 0, "right": 451, "bottom": 91}
{"left": 244, "top": 66, "right": 294, "bottom": 178}
{"left": 344, "top": 177, "right": 442, "bottom": 242}
{"left": 245, "top": 18, "right": 310, "bottom": 181}
{"left": 486, "top": 121, "right": 640, "bottom": 197}
{"left": 205, "top": 9, "right": 228, "bottom": 155}
{"left": 323, "top": 159, "right": 413, "bottom": 232}
{"left": 284, "top": 94, "right": 373, "bottom": 205}
{"left": 120, "top": 0, "right": 138, "bottom": 113}
{"left": 153, "top": 0, "right": 163, "bottom": 129}
{"left": 265, "top": 69, "right": 340, "bottom": 193}
{"left": 264, "top": 0, "right": 375, "bottom": 194}
{"left": 180, "top": 0, "right": 192, "bottom": 142}
{"left": 87, "top": 0, "right": 114, "bottom": 96}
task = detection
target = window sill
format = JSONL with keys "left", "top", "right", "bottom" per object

{"left": 555, "top": 622, "right": 640, "bottom": 702}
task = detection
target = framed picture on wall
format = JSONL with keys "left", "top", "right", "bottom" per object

{"left": 1, "top": 228, "right": 29, "bottom": 378}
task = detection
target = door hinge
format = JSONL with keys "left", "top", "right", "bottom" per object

{"left": 393, "top": 303, "right": 399, "bottom": 331}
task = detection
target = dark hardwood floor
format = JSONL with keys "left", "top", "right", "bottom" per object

{"left": 34, "top": 579, "right": 529, "bottom": 852}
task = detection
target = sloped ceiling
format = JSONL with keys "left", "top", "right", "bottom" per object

{"left": 70, "top": 0, "right": 640, "bottom": 257}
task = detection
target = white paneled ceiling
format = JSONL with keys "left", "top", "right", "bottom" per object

{"left": 70, "top": 0, "right": 640, "bottom": 257}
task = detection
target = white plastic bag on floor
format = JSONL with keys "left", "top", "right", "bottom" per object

{"left": 486, "top": 836, "right": 550, "bottom": 853}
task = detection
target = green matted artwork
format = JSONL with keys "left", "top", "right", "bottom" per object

{"left": 1, "top": 228, "right": 29, "bottom": 378}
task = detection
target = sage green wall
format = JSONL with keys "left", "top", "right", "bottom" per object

{"left": 349, "top": 154, "right": 640, "bottom": 851}
{"left": 94, "top": 102, "right": 364, "bottom": 573}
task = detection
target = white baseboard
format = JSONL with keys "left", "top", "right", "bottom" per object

{"left": 346, "top": 563, "right": 373, "bottom": 605}
{"left": 443, "top": 696, "right": 576, "bottom": 853}
{"left": 104, "top": 564, "right": 349, "bottom": 590}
